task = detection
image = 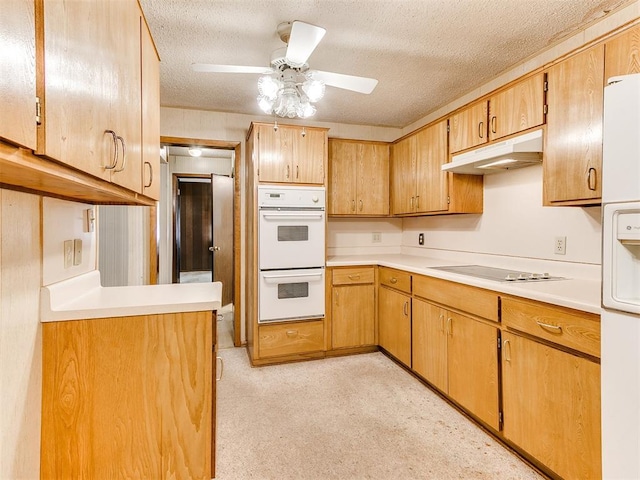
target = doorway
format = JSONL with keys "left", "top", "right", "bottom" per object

{"left": 157, "top": 137, "right": 242, "bottom": 348}
{"left": 174, "top": 174, "right": 234, "bottom": 308}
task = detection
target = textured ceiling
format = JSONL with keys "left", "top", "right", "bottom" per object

{"left": 140, "top": 0, "right": 630, "bottom": 128}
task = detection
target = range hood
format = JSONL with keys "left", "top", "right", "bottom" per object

{"left": 442, "top": 129, "right": 543, "bottom": 175}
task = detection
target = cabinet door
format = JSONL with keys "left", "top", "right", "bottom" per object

{"left": 108, "top": 0, "right": 142, "bottom": 192}
{"left": 390, "top": 135, "right": 415, "bottom": 215}
{"left": 544, "top": 44, "right": 604, "bottom": 204}
{"left": 447, "top": 312, "right": 499, "bottom": 430}
{"left": 141, "top": 18, "right": 160, "bottom": 200}
{"left": 40, "top": 0, "right": 113, "bottom": 181}
{"left": 449, "top": 100, "right": 488, "bottom": 154}
{"left": 295, "top": 128, "right": 325, "bottom": 184}
{"left": 415, "top": 120, "right": 449, "bottom": 213}
{"left": 605, "top": 24, "right": 640, "bottom": 80}
{"left": 412, "top": 299, "right": 447, "bottom": 392}
{"left": 332, "top": 284, "right": 375, "bottom": 348}
{"left": 502, "top": 332, "right": 601, "bottom": 480}
{"left": 378, "top": 286, "right": 411, "bottom": 366}
{"left": 0, "top": 0, "right": 36, "bottom": 150}
{"left": 328, "top": 140, "right": 357, "bottom": 214}
{"left": 489, "top": 73, "right": 545, "bottom": 141}
{"left": 357, "top": 143, "right": 389, "bottom": 215}
{"left": 257, "top": 124, "right": 293, "bottom": 182}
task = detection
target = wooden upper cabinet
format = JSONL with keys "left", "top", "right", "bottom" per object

{"left": 392, "top": 120, "right": 481, "bottom": 216}
{"left": 0, "top": 0, "right": 36, "bottom": 151}
{"left": 390, "top": 135, "right": 415, "bottom": 215}
{"left": 488, "top": 73, "right": 545, "bottom": 141}
{"left": 329, "top": 140, "right": 357, "bottom": 214}
{"left": 39, "top": 0, "right": 145, "bottom": 193}
{"left": 141, "top": 18, "right": 161, "bottom": 200}
{"left": 605, "top": 24, "right": 640, "bottom": 80}
{"left": 544, "top": 44, "right": 605, "bottom": 205}
{"left": 329, "top": 139, "right": 389, "bottom": 215}
{"left": 256, "top": 123, "right": 327, "bottom": 184}
{"left": 415, "top": 120, "right": 448, "bottom": 213}
{"left": 449, "top": 100, "right": 488, "bottom": 154}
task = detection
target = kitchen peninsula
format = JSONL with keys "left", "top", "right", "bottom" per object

{"left": 40, "top": 272, "right": 222, "bottom": 479}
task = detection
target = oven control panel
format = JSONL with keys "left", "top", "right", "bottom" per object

{"left": 258, "top": 185, "right": 325, "bottom": 209}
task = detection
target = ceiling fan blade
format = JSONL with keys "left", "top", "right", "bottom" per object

{"left": 285, "top": 21, "right": 326, "bottom": 66}
{"left": 311, "top": 70, "right": 378, "bottom": 94}
{"left": 192, "top": 63, "right": 272, "bottom": 74}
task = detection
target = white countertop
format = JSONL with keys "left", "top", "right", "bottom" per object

{"left": 41, "top": 270, "right": 223, "bottom": 322}
{"left": 327, "top": 253, "right": 601, "bottom": 315}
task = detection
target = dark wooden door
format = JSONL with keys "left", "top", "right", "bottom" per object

{"left": 212, "top": 175, "right": 234, "bottom": 306}
{"left": 178, "top": 180, "right": 212, "bottom": 273}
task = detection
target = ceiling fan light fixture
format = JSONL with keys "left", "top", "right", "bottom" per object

{"left": 258, "top": 95, "right": 275, "bottom": 114}
{"left": 257, "top": 75, "right": 281, "bottom": 100}
{"left": 302, "top": 79, "right": 325, "bottom": 103}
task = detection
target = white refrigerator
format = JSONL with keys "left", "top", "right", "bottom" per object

{"left": 601, "top": 73, "right": 640, "bottom": 479}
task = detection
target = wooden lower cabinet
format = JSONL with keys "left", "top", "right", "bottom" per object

{"left": 412, "top": 298, "right": 500, "bottom": 430}
{"left": 331, "top": 267, "right": 376, "bottom": 349}
{"left": 41, "top": 311, "right": 215, "bottom": 479}
{"left": 502, "top": 331, "right": 601, "bottom": 479}
{"left": 378, "top": 285, "right": 411, "bottom": 366}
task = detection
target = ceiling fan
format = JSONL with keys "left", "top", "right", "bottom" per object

{"left": 192, "top": 21, "right": 378, "bottom": 119}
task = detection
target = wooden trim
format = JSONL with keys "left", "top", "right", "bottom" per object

{"left": 233, "top": 143, "right": 242, "bottom": 347}
{"left": 0, "top": 142, "right": 155, "bottom": 206}
{"left": 161, "top": 136, "right": 239, "bottom": 149}
{"left": 149, "top": 204, "right": 158, "bottom": 284}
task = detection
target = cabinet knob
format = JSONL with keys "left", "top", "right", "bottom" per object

{"left": 286, "top": 330, "right": 298, "bottom": 337}
{"left": 390, "top": 277, "right": 398, "bottom": 284}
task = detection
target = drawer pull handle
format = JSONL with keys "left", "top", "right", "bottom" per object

{"left": 403, "top": 301, "right": 409, "bottom": 316}
{"left": 359, "top": 199, "right": 363, "bottom": 211}
{"left": 286, "top": 330, "right": 298, "bottom": 337}
{"left": 536, "top": 321, "right": 563, "bottom": 334}
{"left": 390, "top": 278, "right": 398, "bottom": 284}
{"left": 439, "top": 314, "right": 445, "bottom": 333}
{"left": 351, "top": 200, "right": 356, "bottom": 212}
{"left": 447, "top": 318, "right": 453, "bottom": 336}
{"left": 348, "top": 274, "right": 360, "bottom": 280}
{"left": 587, "top": 167, "right": 597, "bottom": 191}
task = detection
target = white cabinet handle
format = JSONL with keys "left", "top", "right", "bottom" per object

{"left": 536, "top": 321, "right": 563, "bottom": 334}
{"left": 216, "top": 356, "right": 224, "bottom": 381}
{"left": 503, "top": 339, "right": 511, "bottom": 363}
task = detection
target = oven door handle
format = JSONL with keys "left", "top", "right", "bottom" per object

{"left": 260, "top": 212, "right": 324, "bottom": 220}
{"left": 262, "top": 272, "right": 323, "bottom": 282}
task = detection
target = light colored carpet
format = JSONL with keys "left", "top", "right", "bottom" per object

{"left": 217, "top": 304, "right": 235, "bottom": 349}
{"left": 215, "top": 348, "right": 544, "bottom": 480}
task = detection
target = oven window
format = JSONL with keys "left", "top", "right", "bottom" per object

{"left": 278, "top": 282, "right": 309, "bottom": 299}
{"left": 277, "top": 225, "right": 308, "bottom": 242}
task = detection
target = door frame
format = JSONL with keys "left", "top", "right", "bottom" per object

{"left": 158, "top": 136, "right": 242, "bottom": 347}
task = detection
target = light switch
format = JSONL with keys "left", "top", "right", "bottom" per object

{"left": 84, "top": 208, "right": 95, "bottom": 233}
{"left": 73, "top": 239, "right": 82, "bottom": 265}
{"left": 64, "top": 240, "right": 73, "bottom": 269}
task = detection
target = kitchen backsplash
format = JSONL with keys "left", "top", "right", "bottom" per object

{"left": 328, "top": 165, "right": 602, "bottom": 266}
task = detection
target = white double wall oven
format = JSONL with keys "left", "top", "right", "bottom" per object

{"left": 258, "top": 185, "right": 326, "bottom": 323}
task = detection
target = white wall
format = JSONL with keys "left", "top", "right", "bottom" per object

{"left": 327, "top": 218, "right": 403, "bottom": 256}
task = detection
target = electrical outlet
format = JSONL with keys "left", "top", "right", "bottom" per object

{"left": 554, "top": 236, "right": 566, "bottom": 255}
{"left": 63, "top": 240, "right": 73, "bottom": 268}
{"left": 372, "top": 232, "right": 382, "bottom": 243}
{"left": 418, "top": 233, "right": 424, "bottom": 245}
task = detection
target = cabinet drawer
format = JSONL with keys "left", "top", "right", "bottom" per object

{"left": 502, "top": 297, "right": 600, "bottom": 358}
{"left": 258, "top": 320, "right": 324, "bottom": 358}
{"left": 414, "top": 275, "right": 499, "bottom": 322}
{"left": 379, "top": 267, "right": 411, "bottom": 293}
{"left": 332, "top": 267, "right": 375, "bottom": 285}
